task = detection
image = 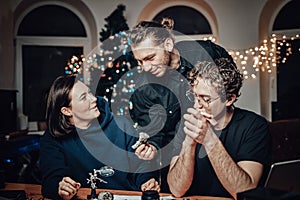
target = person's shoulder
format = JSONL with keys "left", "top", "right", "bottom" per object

{"left": 41, "top": 129, "right": 52, "bottom": 139}
{"left": 96, "top": 95, "right": 109, "bottom": 106}
{"left": 40, "top": 129, "right": 59, "bottom": 146}
{"left": 96, "top": 96, "right": 115, "bottom": 116}
{"left": 235, "top": 107, "right": 268, "bottom": 123}
{"left": 114, "top": 115, "right": 136, "bottom": 131}
{"left": 176, "top": 40, "right": 233, "bottom": 62}
{"left": 195, "top": 40, "right": 232, "bottom": 60}
{"left": 175, "top": 40, "right": 218, "bottom": 66}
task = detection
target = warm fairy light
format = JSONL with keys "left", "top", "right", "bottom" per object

{"left": 228, "top": 33, "right": 299, "bottom": 79}
{"left": 65, "top": 55, "right": 85, "bottom": 75}
{"left": 66, "top": 32, "right": 299, "bottom": 84}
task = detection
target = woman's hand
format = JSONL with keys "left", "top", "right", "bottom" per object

{"left": 141, "top": 178, "right": 160, "bottom": 192}
{"left": 135, "top": 143, "right": 157, "bottom": 160}
{"left": 58, "top": 177, "right": 81, "bottom": 200}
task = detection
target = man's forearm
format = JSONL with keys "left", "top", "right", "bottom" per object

{"left": 167, "top": 140, "right": 196, "bottom": 197}
{"left": 206, "top": 139, "right": 260, "bottom": 199}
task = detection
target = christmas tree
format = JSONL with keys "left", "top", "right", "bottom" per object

{"left": 99, "top": 4, "right": 129, "bottom": 42}
{"left": 94, "top": 4, "right": 138, "bottom": 107}
{"left": 64, "top": 4, "right": 139, "bottom": 118}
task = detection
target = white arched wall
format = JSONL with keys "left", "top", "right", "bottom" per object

{"left": 259, "top": 0, "right": 291, "bottom": 120}
{"left": 136, "top": 0, "right": 219, "bottom": 40}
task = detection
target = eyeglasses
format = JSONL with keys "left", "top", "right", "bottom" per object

{"left": 186, "top": 90, "right": 220, "bottom": 107}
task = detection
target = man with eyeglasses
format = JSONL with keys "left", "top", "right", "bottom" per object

{"left": 168, "top": 58, "right": 271, "bottom": 199}
{"left": 127, "top": 18, "right": 234, "bottom": 192}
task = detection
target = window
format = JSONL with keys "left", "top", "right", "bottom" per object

{"left": 18, "top": 5, "right": 86, "bottom": 37}
{"left": 16, "top": 4, "right": 88, "bottom": 122}
{"left": 153, "top": 5, "right": 214, "bottom": 42}
{"left": 137, "top": 1, "right": 217, "bottom": 42}
{"left": 153, "top": 6, "right": 212, "bottom": 35}
{"left": 272, "top": 1, "right": 300, "bottom": 31}
{"left": 22, "top": 45, "right": 83, "bottom": 121}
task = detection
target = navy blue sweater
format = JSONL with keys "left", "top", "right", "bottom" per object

{"left": 40, "top": 97, "right": 158, "bottom": 199}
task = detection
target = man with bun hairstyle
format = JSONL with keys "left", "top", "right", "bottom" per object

{"left": 128, "top": 18, "right": 235, "bottom": 192}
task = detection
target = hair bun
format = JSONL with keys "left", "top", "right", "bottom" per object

{"left": 161, "top": 17, "right": 174, "bottom": 30}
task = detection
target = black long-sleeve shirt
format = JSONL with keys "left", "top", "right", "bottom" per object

{"left": 40, "top": 97, "right": 158, "bottom": 199}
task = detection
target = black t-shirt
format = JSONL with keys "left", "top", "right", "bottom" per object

{"left": 173, "top": 107, "right": 272, "bottom": 197}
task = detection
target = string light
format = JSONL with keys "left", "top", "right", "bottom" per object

{"left": 66, "top": 33, "right": 299, "bottom": 81}
{"left": 65, "top": 55, "right": 85, "bottom": 75}
{"left": 228, "top": 33, "right": 299, "bottom": 79}
{"left": 65, "top": 32, "right": 299, "bottom": 116}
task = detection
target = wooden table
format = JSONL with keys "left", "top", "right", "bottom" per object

{"left": 1, "top": 182, "right": 232, "bottom": 200}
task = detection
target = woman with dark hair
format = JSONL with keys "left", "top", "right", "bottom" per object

{"left": 40, "top": 75, "right": 159, "bottom": 200}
